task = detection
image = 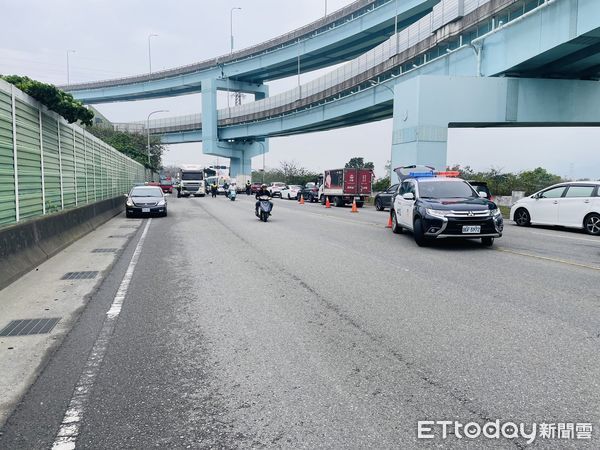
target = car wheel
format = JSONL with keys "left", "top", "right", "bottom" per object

{"left": 584, "top": 213, "right": 600, "bottom": 236}
{"left": 356, "top": 201, "right": 364, "bottom": 208}
{"left": 514, "top": 208, "right": 531, "bottom": 226}
{"left": 413, "top": 217, "right": 429, "bottom": 247}
{"left": 481, "top": 237, "right": 494, "bottom": 246}
{"left": 391, "top": 211, "right": 403, "bottom": 234}
{"left": 320, "top": 195, "right": 325, "bottom": 205}
{"left": 288, "top": 194, "right": 291, "bottom": 200}
{"left": 334, "top": 196, "right": 344, "bottom": 207}
{"left": 375, "top": 199, "right": 383, "bottom": 211}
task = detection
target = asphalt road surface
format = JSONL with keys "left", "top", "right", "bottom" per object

{"left": 2, "top": 194, "right": 599, "bottom": 449}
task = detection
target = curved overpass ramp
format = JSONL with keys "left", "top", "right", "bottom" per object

{"left": 63, "top": 0, "right": 440, "bottom": 103}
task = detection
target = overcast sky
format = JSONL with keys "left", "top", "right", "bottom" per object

{"left": 1, "top": 0, "right": 598, "bottom": 179}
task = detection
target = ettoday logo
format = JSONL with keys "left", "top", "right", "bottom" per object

{"left": 417, "top": 420, "right": 593, "bottom": 444}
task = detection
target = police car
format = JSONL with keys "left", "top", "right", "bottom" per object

{"left": 390, "top": 166, "right": 503, "bottom": 247}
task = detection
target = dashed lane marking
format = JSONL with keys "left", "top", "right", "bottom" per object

{"left": 51, "top": 219, "right": 152, "bottom": 450}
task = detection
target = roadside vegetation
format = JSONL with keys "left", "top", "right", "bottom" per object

{"left": 1, "top": 75, "right": 94, "bottom": 126}
{"left": 87, "top": 126, "right": 165, "bottom": 171}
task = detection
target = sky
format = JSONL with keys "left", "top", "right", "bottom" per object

{"left": 1, "top": 0, "right": 598, "bottom": 179}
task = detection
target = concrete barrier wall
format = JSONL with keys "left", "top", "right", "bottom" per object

{"left": 0, "top": 196, "right": 125, "bottom": 291}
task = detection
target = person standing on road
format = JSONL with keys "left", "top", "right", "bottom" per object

{"left": 211, "top": 182, "right": 218, "bottom": 198}
{"left": 246, "top": 180, "right": 251, "bottom": 195}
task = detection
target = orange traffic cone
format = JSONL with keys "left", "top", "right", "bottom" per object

{"left": 299, "top": 195, "right": 305, "bottom": 205}
{"left": 351, "top": 198, "right": 358, "bottom": 213}
{"left": 325, "top": 197, "right": 331, "bottom": 208}
{"left": 386, "top": 215, "right": 392, "bottom": 228}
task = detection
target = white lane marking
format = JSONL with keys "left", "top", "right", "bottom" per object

{"left": 529, "top": 230, "right": 600, "bottom": 244}
{"left": 496, "top": 246, "right": 600, "bottom": 272}
{"left": 51, "top": 219, "right": 152, "bottom": 450}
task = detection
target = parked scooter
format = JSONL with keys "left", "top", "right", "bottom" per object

{"left": 256, "top": 195, "right": 273, "bottom": 222}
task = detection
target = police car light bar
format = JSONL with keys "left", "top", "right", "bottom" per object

{"left": 408, "top": 171, "right": 435, "bottom": 178}
{"left": 436, "top": 171, "right": 460, "bottom": 177}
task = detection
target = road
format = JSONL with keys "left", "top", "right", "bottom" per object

{"left": 1, "top": 194, "right": 599, "bottom": 449}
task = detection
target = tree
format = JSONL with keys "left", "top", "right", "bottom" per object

{"left": 345, "top": 157, "right": 374, "bottom": 169}
{"left": 87, "top": 126, "right": 165, "bottom": 170}
{"left": 1, "top": 75, "right": 94, "bottom": 126}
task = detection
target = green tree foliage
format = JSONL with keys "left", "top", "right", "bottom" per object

{"left": 373, "top": 176, "right": 390, "bottom": 192}
{"left": 87, "top": 126, "right": 165, "bottom": 170}
{"left": 1, "top": 75, "right": 94, "bottom": 126}
{"left": 448, "top": 165, "right": 563, "bottom": 196}
{"left": 252, "top": 160, "right": 320, "bottom": 186}
{"left": 345, "top": 157, "right": 374, "bottom": 169}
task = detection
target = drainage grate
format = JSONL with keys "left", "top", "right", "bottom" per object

{"left": 92, "top": 248, "right": 118, "bottom": 253}
{"left": 61, "top": 271, "right": 99, "bottom": 280}
{"left": 108, "top": 235, "right": 131, "bottom": 238}
{"left": 119, "top": 225, "right": 139, "bottom": 229}
{"left": 0, "top": 318, "right": 61, "bottom": 336}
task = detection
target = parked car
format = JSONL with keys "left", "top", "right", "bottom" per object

{"left": 159, "top": 178, "right": 173, "bottom": 194}
{"left": 251, "top": 182, "right": 263, "bottom": 194}
{"left": 390, "top": 167, "right": 503, "bottom": 247}
{"left": 125, "top": 185, "right": 167, "bottom": 217}
{"left": 510, "top": 181, "right": 600, "bottom": 235}
{"left": 468, "top": 181, "right": 493, "bottom": 201}
{"left": 280, "top": 185, "right": 302, "bottom": 200}
{"left": 298, "top": 182, "right": 320, "bottom": 203}
{"left": 268, "top": 182, "right": 287, "bottom": 198}
{"left": 374, "top": 184, "right": 399, "bottom": 211}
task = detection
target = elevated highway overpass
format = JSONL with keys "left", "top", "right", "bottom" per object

{"left": 63, "top": 0, "right": 440, "bottom": 103}
{"left": 74, "top": 0, "right": 600, "bottom": 178}
{"left": 114, "top": 0, "right": 600, "bottom": 172}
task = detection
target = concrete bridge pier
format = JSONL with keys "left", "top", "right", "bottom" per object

{"left": 390, "top": 75, "right": 600, "bottom": 172}
{"left": 201, "top": 77, "right": 269, "bottom": 180}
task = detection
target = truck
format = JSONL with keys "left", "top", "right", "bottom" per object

{"left": 177, "top": 165, "right": 206, "bottom": 197}
{"left": 319, "top": 168, "right": 373, "bottom": 207}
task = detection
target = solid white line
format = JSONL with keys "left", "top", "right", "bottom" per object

{"left": 51, "top": 219, "right": 152, "bottom": 450}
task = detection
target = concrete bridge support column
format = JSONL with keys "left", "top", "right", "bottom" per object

{"left": 201, "top": 78, "right": 269, "bottom": 181}
{"left": 390, "top": 75, "right": 600, "bottom": 172}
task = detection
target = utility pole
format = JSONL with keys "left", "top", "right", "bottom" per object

{"left": 66, "top": 50, "right": 76, "bottom": 86}
{"left": 148, "top": 33, "right": 158, "bottom": 73}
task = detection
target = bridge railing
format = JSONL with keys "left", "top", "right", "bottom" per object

{"left": 0, "top": 80, "right": 146, "bottom": 227}
{"left": 124, "top": 0, "right": 545, "bottom": 135}
{"left": 219, "top": 0, "right": 497, "bottom": 121}
{"left": 63, "top": 0, "right": 391, "bottom": 91}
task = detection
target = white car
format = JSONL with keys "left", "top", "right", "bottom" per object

{"left": 279, "top": 185, "right": 302, "bottom": 200}
{"left": 510, "top": 181, "right": 600, "bottom": 235}
{"left": 267, "top": 182, "right": 287, "bottom": 198}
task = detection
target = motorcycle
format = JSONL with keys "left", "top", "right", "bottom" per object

{"left": 228, "top": 189, "right": 237, "bottom": 201}
{"left": 256, "top": 195, "right": 273, "bottom": 222}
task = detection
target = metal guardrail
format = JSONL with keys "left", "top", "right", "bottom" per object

{"left": 122, "top": 0, "right": 542, "bottom": 136}
{"left": 0, "top": 80, "right": 146, "bottom": 227}
{"left": 62, "top": 0, "right": 391, "bottom": 91}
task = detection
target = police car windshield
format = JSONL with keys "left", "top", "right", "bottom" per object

{"left": 418, "top": 180, "right": 477, "bottom": 199}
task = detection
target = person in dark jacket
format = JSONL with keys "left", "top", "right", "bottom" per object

{"left": 255, "top": 184, "right": 272, "bottom": 216}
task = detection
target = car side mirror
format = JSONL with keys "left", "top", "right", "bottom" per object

{"left": 402, "top": 192, "right": 415, "bottom": 201}
{"left": 479, "top": 191, "right": 488, "bottom": 198}
{"left": 123, "top": 194, "right": 128, "bottom": 198}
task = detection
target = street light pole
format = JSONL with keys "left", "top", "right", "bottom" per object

{"left": 146, "top": 109, "right": 169, "bottom": 173}
{"left": 66, "top": 50, "right": 75, "bottom": 86}
{"left": 148, "top": 33, "right": 158, "bottom": 74}
{"left": 324, "top": 0, "right": 328, "bottom": 17}
{"left": 230, "top": 7, "right": 242, "bottom": 54}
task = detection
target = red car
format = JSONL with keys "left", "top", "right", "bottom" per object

{"left": 250, "top": 182, "right": 262, "bottom": 194}
{"left": 159, "top": 178, "right": 173, "bottom": 194}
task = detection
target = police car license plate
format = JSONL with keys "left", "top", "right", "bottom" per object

{"left": 462, "top": 225, "right": 481, "bottom": 234}
{"left": 142, "top": 208, "right": 150, "bottom": 213}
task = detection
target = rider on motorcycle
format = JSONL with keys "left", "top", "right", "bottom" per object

{"left": 255, "top": 184, "right": 272, "bottom": 216}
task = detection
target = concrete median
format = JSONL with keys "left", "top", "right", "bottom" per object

{"left": 0, "top": 196, "right": 125, "bottom": 291}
